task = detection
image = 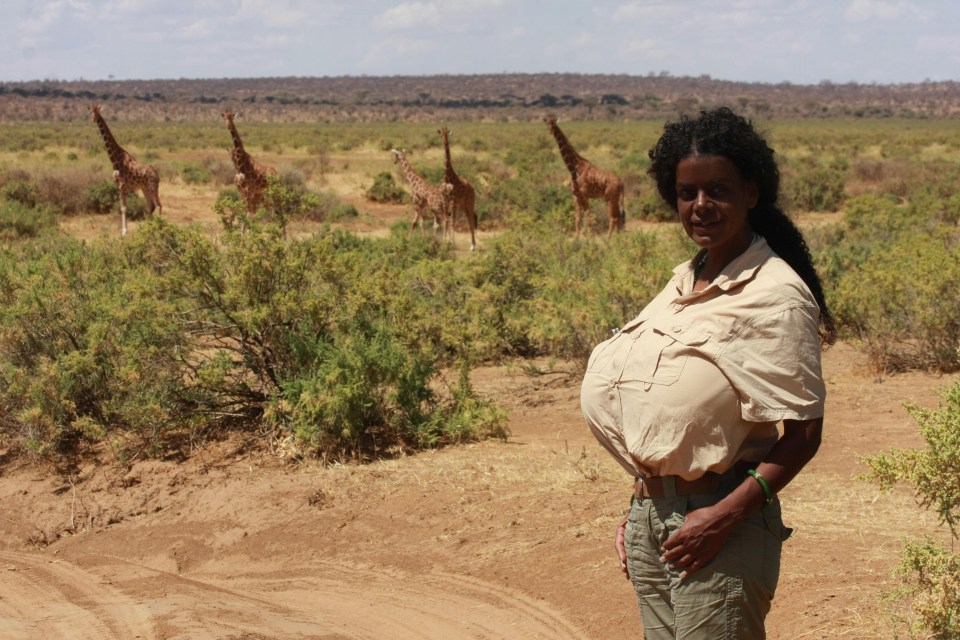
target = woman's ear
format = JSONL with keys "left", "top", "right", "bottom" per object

{"left": 746, "top": 180, "right": 759, "bottom": 209}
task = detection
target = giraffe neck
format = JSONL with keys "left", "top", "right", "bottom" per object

{"left": 548, "top": 123, "right": 582, "bottom": 175}
{"left": 397, "top": 154, "right": 422, "bottom": 186}
{"left": 226, "top": 118, "right": 256, "bottom": 171}
{"left": 93, "top": 112, "right": 127, "bottom": 171}
{"left": 441, "top": 137, "right": 458, "bottom": 182}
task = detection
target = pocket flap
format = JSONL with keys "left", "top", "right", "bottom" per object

{"left": 650, "top": 321, "right": 709, "bottom": 347}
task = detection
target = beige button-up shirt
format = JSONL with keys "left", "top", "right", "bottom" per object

{"left": 580, "top": 237, "right": 826, "bottom": 480}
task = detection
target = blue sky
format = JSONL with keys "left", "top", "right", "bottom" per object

{"left": 2, "top": 0, "right": 958, "bottom": 84}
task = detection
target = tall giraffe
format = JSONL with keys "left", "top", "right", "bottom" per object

{"left": 391, "top": 149, "right": 453, "bottom": 240}
{"left": 89, "top": 104, "right": 162, "bottom": 237}
{"left": 438, "top": 127, "right": 477, "bottom": 251}
{"left": 544, "top": 115, "right": 625, "bottom": 237}
{"left": 222, "top": 110, "right": 277, "bottom": 215}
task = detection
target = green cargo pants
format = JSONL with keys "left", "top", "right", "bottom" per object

{"left": 624, "top": 475, "right": 792, "bottom": 639}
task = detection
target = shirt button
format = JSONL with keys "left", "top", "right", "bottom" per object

{"left": 672, "top": 326, "right": 682, "bottom": 333}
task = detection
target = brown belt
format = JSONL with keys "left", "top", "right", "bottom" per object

{"left": 634, "top": 461, "right": 754, "bottom": 500}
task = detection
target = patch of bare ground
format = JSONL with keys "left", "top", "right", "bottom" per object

{"left": 0, "top": 342, "right": 954, "bottom": 639}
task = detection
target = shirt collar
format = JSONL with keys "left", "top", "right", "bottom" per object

{"left": 672, "top": 235, "right": 773, "bottom": 295}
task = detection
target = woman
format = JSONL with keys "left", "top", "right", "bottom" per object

{"left": 580, "top": 107, "right": 836, "bottom": 639}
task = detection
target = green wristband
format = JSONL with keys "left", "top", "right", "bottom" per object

{"left": 747, "top": 469, "right": 775, "bottom": 505}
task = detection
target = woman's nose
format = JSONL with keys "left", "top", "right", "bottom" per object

{"left": 694, "top": 191, "right": 709, "bottom": 211}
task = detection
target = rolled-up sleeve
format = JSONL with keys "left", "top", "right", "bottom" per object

{"left": 718, "top": 305, "right": 826, "bottom": 422}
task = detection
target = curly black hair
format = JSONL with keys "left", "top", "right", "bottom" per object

{"left": 648, "top": 107, "right": 836, "bottom": 344}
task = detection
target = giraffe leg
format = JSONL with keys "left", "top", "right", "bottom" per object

{"left": 465, "top": 199, "right": 477, "bottom": 251}
{"left": 119, "top": 189, "right": 128, "bottom": 237}
{"left": 445, "top": 210, "right": 455, "bottom": 247}
{"left": 573, "top": 193, "right": 588, "bottom": 236}
{"left": 152, "top": 184, "right": 163, "bottom": 217}
{"left": 409, "top": 204, "right": 424, "bottom": 237}
{"left": 606, "top": 198, "right": 621, "bottom": 238}
{"left": 144, "top": 192, "right": 157, "bottom": 220}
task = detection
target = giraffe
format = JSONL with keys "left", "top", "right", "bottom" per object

{"left": 222, "top": 109, "right": 277, "bottom": 215}
{"left": 438, "top": 127, "right": 478, "bottom": 251}
{"left": 391, "top": 149, "right": 454, "bottom": 241}
{"left": 544, "top": 115, "right": 625, "bottom": 238}
{"left": 89, "top": 103, "right": 162, "bottom": 236}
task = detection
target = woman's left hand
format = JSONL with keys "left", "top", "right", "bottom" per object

{"left": 659, "top": 504, "right": 736, "bottom": 579}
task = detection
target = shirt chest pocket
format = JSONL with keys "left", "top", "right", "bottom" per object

{"left": 620, "top": 322, "right": 710, "bottom": 385}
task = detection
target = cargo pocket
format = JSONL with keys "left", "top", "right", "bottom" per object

{"left": 586, "top": 332, "right": 626, "bottom": 373}
{"left": 761, "top": 500, "right": 790, "bottom": 594}
{"left": 621, "top": 321, "right": 710, "bottom": 385}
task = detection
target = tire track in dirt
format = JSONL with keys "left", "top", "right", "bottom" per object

{"left": 201, "top": 561, "right": 593, "bottom": 640}
{"left": 0, "top": 552, "right": 154, "bottom": 640}
{"left": 46, "top": 553, "right": 591, "bottom": 640}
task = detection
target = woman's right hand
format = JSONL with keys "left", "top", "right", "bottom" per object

{"left": 615, "top": 514, "right": 629, "bottom": 579}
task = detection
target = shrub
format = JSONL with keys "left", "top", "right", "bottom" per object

{"left": 83, "top": 180, "right": 119, "bottom": 214}
{"left": 327, "top": 202, "right": 359, "bottom": 221}
{"left": 365, "top": 171, "right": 407, "bottom": 203}
{"left": 0, "top": 235, "right": 190, "bottom": 458}
{"left": 831, "top": 231, "right": 960, "bottom": 372}
{"left": 181, "top": 162, "right": 214, "bottom": 185}
{"left": 810, "top": 194, "right": 960, "bottom": 372}
{"left": 783, "top": 157, "right": 848, "bottom": 212}
{"left": 0, "top": 178, "right": 39, "bottom": 208}
{"left": 0, "top": 201, "right": 57, "bottom": 239}
{"left": 860, "top": 363, "right": 960, "bottom": 639}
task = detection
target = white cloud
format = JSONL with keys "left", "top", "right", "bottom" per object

{"left": 844, "top": 0, "right": 924, "bottom": 21}
{"left": 917, "top": 34, "right": 960, "bottom": 56}
{"left": 618, "top": 37, "right": 666, "bottom": 60}
{"left": 612, "top": 2, "right": 677, "bottom": 21}
{"left": 20, "top": 1, "right": 80, "bottom": 34}
{"left": 357, "top": 36, "right": 438, "bottom": 71}
{"left": 375, "top": 2, "right": 442, "bottom": 30}
{"left": 238, "top": 0, "right": 310, "bottom": 28}
{"left": 374, "top": 0, "right": 505, "bottom": 32}
{"left": 571, "top": 31, "right": 594, "bottom": 49}
{"left": 179, "top": 18, "right": 211, "bottom": 40}
{"left": 101, "top": 0, "right": 148, "bottom": 13}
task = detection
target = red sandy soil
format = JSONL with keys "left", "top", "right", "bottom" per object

{"left": 0, "top": 341, "right": 954, "bottom": 639}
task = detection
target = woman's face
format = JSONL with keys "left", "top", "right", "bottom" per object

{"left": 674, "top": 154, "right": 758, "bottom": 255}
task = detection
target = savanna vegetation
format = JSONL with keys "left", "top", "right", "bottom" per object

{"left": 1, "top": 112, "right": 959, "bottom": 637}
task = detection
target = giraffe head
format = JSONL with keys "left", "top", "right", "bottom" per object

{"left": 90, "top": 103, "right": 103, "bottom": 121}
{"left": 390, "top": 148, "right": 405, "bottom": 163}
{"left": 222, "top": 109, "right": 236, "bottom": 126}
{"left": 544, "top": 114, "right": 559, "bottom": 127}
{"left": 438, "top": 127, "right": 450, "bottom": 144}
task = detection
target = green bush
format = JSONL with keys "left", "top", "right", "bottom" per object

{"left": 0, "top": 235, "right": 190, "bottom": 458}
{"left": 831, "top": 231, "right": 960, "bottom": 372}
{"left": 365, "top": 171, "right": 408, "bottom": 203}
{"left": 860, "top": 363, "right": 960, "bottom": 639}
{"left": 810, "top": 194, "right": 960, "bottom": 372}
{"left": 783, "top": 157, "right": 848, "bottom": 212}
{"left": 328, "top": 202, "right": 359, "bottom": 221}
{"left": 83, "top": 180, "right": 119, "bottom": 214}
{"left": 1, "top": 178, "right": 39, "bottom": 208}
{"left": 0, "top": 209, "right": 512, "bottom": 463}
{"left": 0, "top": 201, "right": 57, "bottom": 239}
{"left": 181, "top": 163, "right": 214, "bottom": 185}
